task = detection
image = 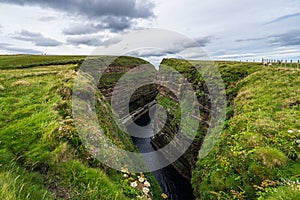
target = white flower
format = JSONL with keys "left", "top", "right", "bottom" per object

{"left": 139, "top": 177, "right": 145, "bottom": 183}
{"left": 123, "top": 174, "right": 128, "bottom": 178}
{"left": 288, "top": 130, "right": 294, "bottom": 133}
{"left": 130, "top": 181, "right": 138, "bottom": 188}
{"left": 144, "top": 181, "right": 151, "bottom": 187}
{"left": 142, "top": 187, "right": 150, "bottom": 194}
{"left": 121, "top": 167, "right": 128, "bottom": 173}
{"left": 298, "top": 130, "right": 300, "bottom": 133}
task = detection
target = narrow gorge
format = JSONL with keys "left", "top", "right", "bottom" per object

{"left": 96, "top": 56, "right": 214, "bottom": 199}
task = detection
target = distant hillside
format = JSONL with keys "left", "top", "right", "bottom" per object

{"left": 0, "top": 55, "right": 86, "bottom": 69}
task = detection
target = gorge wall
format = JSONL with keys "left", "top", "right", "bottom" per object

{"left": 151, "top": 58, "right": 212, "bottom": 179}
{"left": 97, "top": 56, "right": 158, "bottom": 119}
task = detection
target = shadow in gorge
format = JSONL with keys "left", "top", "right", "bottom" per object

{"left": 126, "top": 106, "right": 195, "bottom": 200}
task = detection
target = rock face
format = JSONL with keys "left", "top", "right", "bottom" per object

{"left": 151, "top": 58, "right": 212, "bottom": 179}
{"left": 97, "top": 56, "right": 158, "bottom": 119}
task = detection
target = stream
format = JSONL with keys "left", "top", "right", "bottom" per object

{"left": 126, "top": 106, "right": 195, "bottom": 200}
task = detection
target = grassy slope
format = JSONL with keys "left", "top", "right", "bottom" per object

{"left": 192, "top": 65, "right": 300, "bottom": 199}
{"left": 0, "top": 55, "right": 161, "bottom": 199}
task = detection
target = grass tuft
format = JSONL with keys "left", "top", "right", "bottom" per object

{"left": 11, "top": 80, "right": 31, "bottom": 87}
{"left": 256, "top": 147, "right": 288, "bottom": 168}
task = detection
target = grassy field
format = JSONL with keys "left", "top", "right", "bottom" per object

{"left": 0, "top": 55, "right": 86, "bottom": 69}
{"left": 1, "top": 55, "right": 299, "bottom": 200}
{"left": 0, "top": 55, "right": 161, "bottom": 200}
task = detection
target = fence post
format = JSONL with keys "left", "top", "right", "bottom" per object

{"left": 285, "top": 60, "right": 287, "bottom": 68}
{"left": 291, "top": 60, "right": 293, "bottom": 68}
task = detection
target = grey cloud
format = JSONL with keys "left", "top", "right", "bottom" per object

{"left": 66, "top": 31, "right": 122, "bottom": 46}
{"left": 63, "top": 24, "right": 105, "bottom": 35}
{"left": 66, "top": 35, "right": 121, "bottom": 47}
{"left": 172, "top": 36, "right": 214, "bottom": 53}
{"left": 67, "top": 36, "right": 102, "bottom": 46}
{"left": 270, "top": 30, "right": 300, "bottom": 46}
{"left": 194, "top": 36, "right": 214, "bottom": 47}
{"left": 63, "top": 17, "right": 131, "bottom": 35}
{"left": 101, "top": 38, "right": 122, "bottom": 46}
{"left": 0, "top": 43, "right": 43, "bottom": 54}
{"left": 0, "top": 42, "right": 11, "bottom": 47}
{"left": 12, "top": 30, "right": 63, "bottom": 47}
{"left": 236, "top": 37, "right": 266, "bottom": 42}
{"left": 216, "top": 53, "right": 257, "bottom": 59}
{"left": 236, "top": 30, "right": 300, "bottom": 47}
{"left": 0, "top": 0, "right": 154, "bottom": 32}
{"left": 104, "top": 16, "right": 132, "bottom": 32}
{"left": 0, "top": 0, "right": 154, "bottom": 18}
{"left": 129, "top": 49, "right": 171, "bottom": 58}
{"left": 265, "top": 12, "right": 300, "bottom": 25}
{"left": 38, "top": 16, "right": 56, "bottom": 22}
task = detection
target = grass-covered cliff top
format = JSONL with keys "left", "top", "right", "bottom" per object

{"left": 192, "top": 64, "right": 300, "bottom": 199}
{"left": 0, "top": 55, "right": 161, "bottom": 200}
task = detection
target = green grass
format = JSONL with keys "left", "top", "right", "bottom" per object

{"left": 0, "top": 149, "right": 54, "bottom": 200}
{"left": 0, "top": 63, "right": 125, "bottom": 199}
{"left": 0, "top": 55, "right": 85, "bottom": 69}
{"left": 0, "top": 55, "right": 162, "bottom": 199}
{"left": 192, "top": 67, "right": 300, "bottom": 199}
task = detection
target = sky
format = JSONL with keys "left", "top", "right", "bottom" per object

{"left": 0, "top": 0, "right": 300, "bottom": 61}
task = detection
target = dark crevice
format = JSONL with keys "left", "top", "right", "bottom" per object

{"left": 127, "top": 108, "right": 195, "bottom": 200}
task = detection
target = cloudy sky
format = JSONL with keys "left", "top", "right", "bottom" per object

{"left": 0, "top": 0, "right": 300, "bottom": 61}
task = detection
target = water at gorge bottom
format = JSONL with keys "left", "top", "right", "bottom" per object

{"left": 126, "top": 107, "right": 195, "bottom": 200}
